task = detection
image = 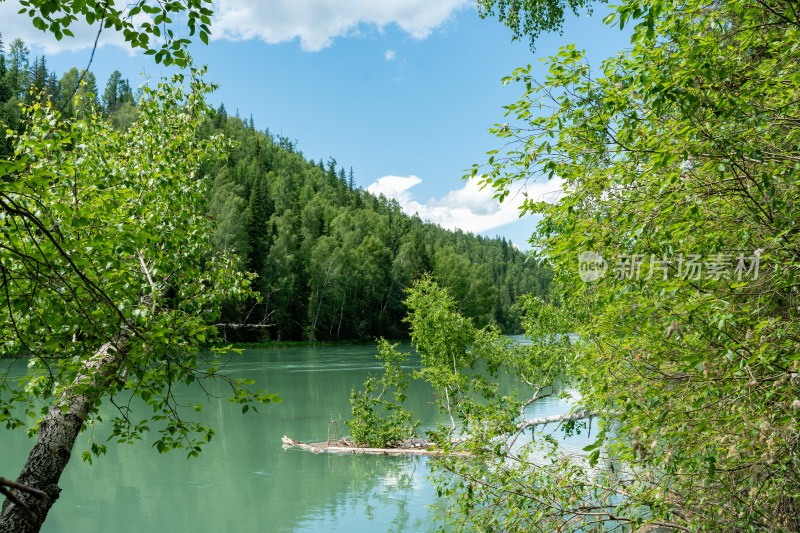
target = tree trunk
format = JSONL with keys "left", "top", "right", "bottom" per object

{"left": 0, "top": 333, "right": 130, "bottom": 533}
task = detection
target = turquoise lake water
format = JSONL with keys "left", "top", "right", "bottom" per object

{"left": 0, "top": 341, "right": 588, "bottom": 532}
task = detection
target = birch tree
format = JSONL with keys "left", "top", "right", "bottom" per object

{"left": 0, "top": 66, "right": 276, "bottom": 533}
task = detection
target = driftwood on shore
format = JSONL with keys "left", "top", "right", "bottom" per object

{"left": 281, "top": 436, "right": 468, "bottom": 456}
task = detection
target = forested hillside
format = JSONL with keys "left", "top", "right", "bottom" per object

{"left": 0, "top": 37, "right": 137, "bottom": 158}
{"left": 200, "top": 109, "right": 550, "bottom": 341}
{"left": 0, "top": 34, "right": 549, "bottom": 342}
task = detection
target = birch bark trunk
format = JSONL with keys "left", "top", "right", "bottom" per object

{"left": 0, "top": 333, "right": 131, "bottom": 533}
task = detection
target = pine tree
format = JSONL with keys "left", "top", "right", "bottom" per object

{"left": 0, "top": 32, "right": 5, "bottom": 82}
{"left": 326, "top": 157, "right": 338, "bottom": 188}
{"left": 246, "top": 174, "right": 274, "bottom": 291}
{"left": 58, "top": 67, "right": 80, "bottom": 117}
{"left": 214, "top": 102, "right": 227, "bottom": 129}
{"left": 8, "top": 38, "right": 29, "bottom": 98}
{"left": 117, "top": 78, "right": 133, "bottom": 105}
{"left": 0, "top": 33, "right": 9, "bottom": 103}
{"left": 46, "top": 72, "right": 59, "bottom": 106}
{"left": 0, "top": 33, "right": 14, "bottom": 158}
{"left": 59, "top": 68, "right": 97, "bottom": 118}
{"left": 102, "top": 70, "right": 123, "bottom": 112}
{"left": 79, "top": 70, "right": 98, "bottom": 112}
{"left": 26, "top": 56, "right": 50, "bottom": 104}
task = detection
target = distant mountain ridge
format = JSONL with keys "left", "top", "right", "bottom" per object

{"left": 0, "top": 37, "right": 550, "bottom": 342}
{"left": 201, "top": 106, "right": 550, "bottom": 342}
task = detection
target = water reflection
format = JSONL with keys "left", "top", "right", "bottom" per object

{"left": 0, "top": 344, "right": 444, "bottom": 532}
{"left": 0, "top": 340, "right": 585, "bottom": 532}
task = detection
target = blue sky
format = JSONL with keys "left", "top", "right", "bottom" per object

{"left": 0, "top": 1, "right": 631, "bottom": 249}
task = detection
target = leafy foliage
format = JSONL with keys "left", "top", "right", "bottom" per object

{"left": 476, "top": 0, "right": 598, "bottom": 50}
{"left": 348, "top": 277, "right": 573, "bottom": 463}
{"left": 0, "top": 32, "right": 141, "bottom": 159}
{"left": 0, "top": 66, "right": 277, "bottom": 462}
{"left": 447, "top": 0, "right": 800, "bottom": 530}
{"left": 16, "top": 0, "right": 213, "bottom": 67}
{"left": 0, "top": 5, "right": 255, "bottom": 531}
{"left": 347, "top": 339, "right": 418, "bottom": 448}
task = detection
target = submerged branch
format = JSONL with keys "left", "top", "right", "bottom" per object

{"left": 517, "top": 410, "right": 618, "bottom": 431}
{"left": 281, "top": 436, "right": 470, "bottom": 457}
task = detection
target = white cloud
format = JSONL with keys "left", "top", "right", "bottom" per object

{"left": 0, "top": 1, "right": 151, "bottom": 55}
{"left": 367, "top": 175, "right": 421, "bottom": 200}
{"left": 367, "top": 175, "right": 563, "bottom": 234}
{"left": 2, "top": 0, "right": 470, "bottom": 54}
{"left": 384, "top": 48, "right": 396, "bottom": 60}
{"left": 211, "top": 0, "right": 471, "bottom": 51}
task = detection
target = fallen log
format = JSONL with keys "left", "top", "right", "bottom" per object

{"left": 281, "top": 436, "right": 469, "bottom": 457}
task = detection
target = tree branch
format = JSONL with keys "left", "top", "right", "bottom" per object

{"left": 517, "top": 410, "right": 617, "bottom": 431}
{"left": 58, "top": 6, "right": 106, "bottom": 115}
{"left": 0, "top": 478, "right": 49, "bottom": 502}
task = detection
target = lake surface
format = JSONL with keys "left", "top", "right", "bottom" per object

{"left": 0, "top": 340, "right": 588, "bottom": 532}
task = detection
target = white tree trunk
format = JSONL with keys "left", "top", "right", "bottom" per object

{"left": 517, "top": 409, "right": 618, "bottom": 431}
{"left": 0, "top": 334, "right": 130, "bottom": 533}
